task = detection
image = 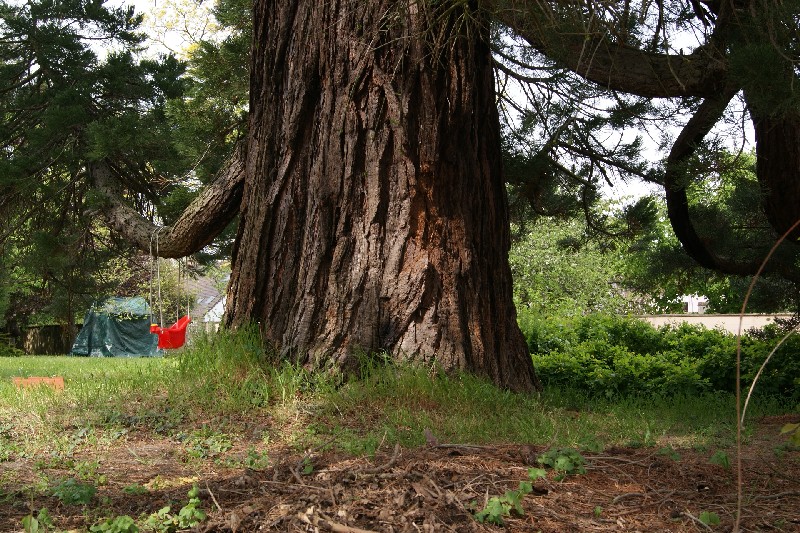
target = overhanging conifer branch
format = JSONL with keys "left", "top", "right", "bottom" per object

{"left": 663, "top": 86, "right": 800, "bottom": 282}
{"left": 90, "top": 145, "right": 246, "bottom": 258}
{"left": 482, "top": 0, "right": 729, "bottom": 98}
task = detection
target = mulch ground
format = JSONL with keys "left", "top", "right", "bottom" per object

{"left": 2, "top": 416, "right": 799, "bottom": 532}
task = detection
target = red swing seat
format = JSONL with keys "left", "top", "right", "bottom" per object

{"left": 150, "top": 315, "right": 191, "bottom": 349}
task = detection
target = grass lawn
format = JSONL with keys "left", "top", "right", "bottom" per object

{"left": 0, "top": 331, "right": 797, "bottom": 531}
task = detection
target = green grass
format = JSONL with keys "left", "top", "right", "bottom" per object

{"left": 0, "top": 354, "right": 167, "bottom": 384}
{"left": 0, "top": 328, "right": 795, "bottom": 461}
{"left": 318, "top": 363, "right": 791, "bottom": 452}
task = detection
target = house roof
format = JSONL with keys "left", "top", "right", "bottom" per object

{"left": 184, "top": 274, "right": 227, "bottom": 321}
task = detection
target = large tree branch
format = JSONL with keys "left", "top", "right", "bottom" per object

{"left": 663, "top": 85, "right": 752, "bottom": 272}
{"left": 90, "top": 146, "right": 245, "bottom": 258}
{"left": 662, "top": 86, "right": 799, "bottom": 282}
{"left": 483, "top": 0, "right": 730, "bottom": 98}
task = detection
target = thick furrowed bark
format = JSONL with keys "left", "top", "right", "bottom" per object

{"left": 229, "top": 0, "right": 539, "bottom": 392}
{"left": 91, "top": 148, "right": 245, "bottom": 258}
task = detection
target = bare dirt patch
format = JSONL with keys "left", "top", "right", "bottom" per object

{"left": 2, "top": 418, "right": 799, "bottom": 532}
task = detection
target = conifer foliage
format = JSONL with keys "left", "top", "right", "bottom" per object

{"left": 0, "top": 0, "right": 186, "bottom": 327}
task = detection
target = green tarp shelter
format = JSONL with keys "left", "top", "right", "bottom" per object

{"left": 70, "top": 297, "right": 160, "bottom": 357}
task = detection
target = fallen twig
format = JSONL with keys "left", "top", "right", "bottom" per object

{"left": 351, "top": 443, "right": 401, "bottom": 477}
{"left": 297, "top": 510, "right": 379, "bottom": 533}
{"left": 611, "top": 492, "right": 646, "bottom": 505}
{"left": 205, "top": 481, "right": 223, "bottom": 512}
{"left": 682, "top": 510, "right": 712, "bottom": 531}
{"left": 752, "top": 490, "right": 800, "bottom": 501}
{"left": 258, "top": 478, "right": 330, "bottom": 492}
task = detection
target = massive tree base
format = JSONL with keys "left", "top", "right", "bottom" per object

{"left": 225, "top": 1, "right": 539, "bottom": 392}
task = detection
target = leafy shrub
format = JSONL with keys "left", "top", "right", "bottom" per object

{"left": 517, "top": 311, "right": 577, "bottom": 354}
{"left": 473, "top": 468, "right": 548, "bottom": 525}
{"left": 144, "top": 484, "right": 206, "bottom": 532}
{"left": 90, "top": 515, "right": 138, "bottom": 533}
{"left": 536, "top": 447, "right": 586, "bottom": 479}
{"left": 573, "top": 314, "right": 666, "bottom": 355}
{"left": 525, "top": 313, "right": 800, "bottom": 399}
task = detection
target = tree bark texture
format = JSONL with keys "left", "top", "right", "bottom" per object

{"left": 227, "top": 0, "right": 539, "bottom": 391}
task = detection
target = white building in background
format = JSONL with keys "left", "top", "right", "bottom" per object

{"left": 183, "top": 272, "right": 229, "bottom": 335}
{"left": 681, "top": 294, "right": 709, "bottom": 314}
{"left": 204, "top": 297, "right": 225, "bottom": 322}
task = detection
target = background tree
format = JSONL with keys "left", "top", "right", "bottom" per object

{"left": 487, "top": 0, "right": 800, "bottom": 318}
{"left": 509, "top": 215, "right": 648, "bottom": 318}
{"left": 0, "top": 0, "right": 177, "bottom": 334}
{"left": 151, "top": 0, "right": 250, "bottom": 262}
{"left": 0, "top": 0, "right": 244, "bottom": 334}
{"left": 622, "top": 152, "right": 800, "bottom": 313}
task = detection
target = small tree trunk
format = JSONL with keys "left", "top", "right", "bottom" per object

{"left": 227, "top": 0, "right": 539, "bottom": 391}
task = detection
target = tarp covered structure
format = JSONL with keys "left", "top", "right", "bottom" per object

{"left": 70, "top": 297, "right": 159, "bottom": 357}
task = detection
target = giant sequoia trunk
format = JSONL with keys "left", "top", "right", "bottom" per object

{"left": 226, "top": 0, "right": 539, "bottom": 391}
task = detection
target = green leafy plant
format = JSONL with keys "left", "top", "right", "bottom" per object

{"left": 474, "top": 481, "right": 532, "bottom": 525}
{"left": 780, "top": 422, "right": 800, "bottom": 445}
{"left": 74, "top": 459, "right": 107, "bottom": 484}
{"left": 90, "top": 515, "right": 138, "bottom": 533}
{"left": 473, "top": 467, "right": 547, "bottom": 525}
{"left": 144, "top": 484, "right": 206, "bottom": 532}
{"left": 536, "top": 447, "right": 586, "bottom": 480}
{"left": 143, "top": 506, "right": 172, "bottom": 533}
{"left": 699, "top": 511, "right": 721, "bottom": 526}
{"left": 182, "top": 429, "right": 233, "bottom": 460}
{"left": 301, "top": 457, "right": 314, "bottom": 475}
{"left": 51, "top": 478, "right": 96, "bottom": 505}
{"left": 0, "top": 436, "right": 18, "bottom": 462}
{"left": 657, "top": 446, "right": 681, "bottom": 461}
{"left": 528, "top": 468, "right": 547, "bottom": 481}
{"left": 122, "top": 484, "right": 149, "bottom": 495}
{"left": 22, "top": 508, "right": 54, "bottom": 533}
{"left": 243, "top": 447, "right": 270, "bottom": 470}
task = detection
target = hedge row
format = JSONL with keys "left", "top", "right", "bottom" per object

{"left": 520, "top": 312, "right": 800, "bottom": 398}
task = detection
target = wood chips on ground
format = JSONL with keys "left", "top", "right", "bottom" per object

{"left": 1, "top": 416, "right": 798, "bottom": 532}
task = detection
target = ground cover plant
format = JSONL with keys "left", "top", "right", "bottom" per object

{"left": 0, "top": 325, "right": 798, "bottom": 531}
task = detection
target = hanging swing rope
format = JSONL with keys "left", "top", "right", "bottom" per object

{"left": 175, "top": 257, "right": 181, "bottom": 322}
{"left": 148, "top": 227, "right": 192, "bottom": 350}
{"left": 185, "top": 259, "right": 192, "bottom": 321}
{"left": 175, "top": 256, "right": 188, "bottom": 323}
{"left": 149, "top": 227, "right": 165, "bottom": 328}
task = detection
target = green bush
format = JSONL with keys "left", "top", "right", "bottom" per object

{"left": 525, "top": 313, "right": 800, "bottom": 399}
{"left": 517, "top": 312, "right": 577, "bottom": 354}
{"left": 0, "top": 333, "right": 23, "bottom": 357}
{"left": 573, "top": 314, "right": 667, "bottom": 355}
